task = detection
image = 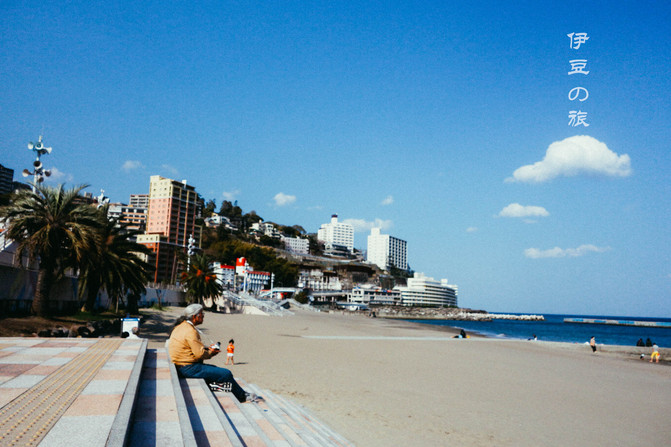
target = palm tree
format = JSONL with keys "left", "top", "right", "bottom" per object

{"left": 180, "top": 253, "right": 222, "bottom": 305}
{"left": 0, "top": 184, "right": 100, "bottom": 316}
{"left": 79, "top": 207, "right": 152, "bottom": 313}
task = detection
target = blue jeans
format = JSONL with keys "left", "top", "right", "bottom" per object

{"left": 177, "top": 362, "right": 247, "bottom": 402}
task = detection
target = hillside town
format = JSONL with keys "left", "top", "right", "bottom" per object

{"left": 1, "top": 160, "right": 458, "bottom": 313}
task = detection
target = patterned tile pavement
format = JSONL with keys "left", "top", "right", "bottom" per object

{"left": 0, "top": 337, "right": 146, "bottom": 447}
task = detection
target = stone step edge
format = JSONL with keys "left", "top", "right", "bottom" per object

{"left": 191, "top": 379, "right": 245, "bottom": 447}
{"left": 239, "top": 379, "right": 351, "bottom": 447}
{"left": 232, "top": 386, "right": 304, "bottom": 447}
{"left": 256, "top": 386, "right": 353, "bottom": 447}
{"left": 105, "top": 339, "right": 148, "bottom": 447}
{"left": 243, "top": 383, "right": 324, "bottom": 446}
{"left": 164, "top": 344, "right": 198, "bottom": 446}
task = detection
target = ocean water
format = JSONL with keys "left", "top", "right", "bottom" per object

{"left": 404, "top": 314, "right": 671, "bottom": 348}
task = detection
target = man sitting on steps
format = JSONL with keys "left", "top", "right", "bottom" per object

{"left": 168, "top": 304, "right": 256, "bottom": 403}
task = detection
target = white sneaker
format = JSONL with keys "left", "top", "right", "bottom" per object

{"left": 209, "top": 382, "right": 232, "bottom": 392}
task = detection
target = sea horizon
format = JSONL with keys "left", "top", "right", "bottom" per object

{"left": 405, "top": 312, "right": 671, "bottom": 348}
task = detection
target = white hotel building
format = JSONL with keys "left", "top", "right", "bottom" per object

{"left": 366, "top": 228, "right": 407, "bottom": 271}
{"left": 397, "top": 272, "right": 458, "bottom": 307}
{"left": 282, "top": 236, "right": 309, "bottom": 255}
{"left": 317, "top": 214, "right": 354, "bottom": 253}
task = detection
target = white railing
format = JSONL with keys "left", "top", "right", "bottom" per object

{"left": 218, "top": 290, "right": 294, "bottom": 316}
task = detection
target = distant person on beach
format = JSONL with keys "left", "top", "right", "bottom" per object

{"left": 590, "top": 336, "right": 597, "bottom": 353}
{"left": 650, "top": 344, "right": 660, "bottom": 363}
{"left": 225, "top": 339, "right": 235, "bottom": 365}
{"left": 646, "top": 338, "right": 653, "bottom": 347}
{"left": 636, "top": 338, "right": 644, "bottom": 347}
{"left": 168, "top": 304, "right": 255, "bottom": 402}
{"left": 453, "top": 329, "right": 468, "bottom": 339}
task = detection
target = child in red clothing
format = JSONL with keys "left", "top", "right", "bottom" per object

{"left": 225, "top": 339, "right": 235, "bottom": 365}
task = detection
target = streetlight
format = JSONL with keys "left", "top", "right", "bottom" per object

{"left": 187, "top": 233, "right": 195, "bottom": 268}
{"left": 22, "top": 135, "right": 52, "bottom": 192}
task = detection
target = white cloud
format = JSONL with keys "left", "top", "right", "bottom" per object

{"left": 342, "top": 218, "right": 393, "bottom": 233}
{"left": 524, "top": 244, "right": 611, "bottom": 259}
{"left": 381, "top": 195, "right": 394, "bottom": 205}
{"left": 499, "top": 203, "right": 549, "bottom": 218}
{"left": 122, "top": 160, "right": 143, "bottom": 172}
{"left": 273, "top": 192, "right": 296, "bottom": 206}
{"left": 466, "top": 227, "right": 478, "bottom": 233}
{"left": 43, "top": 167, "right": 73, "bottom": 183}
{"left": 222, "top": 189, "right": 240, "bottom": 201}
{"left": 506, "top": 135, "right": 631, "bottom": 183}
{"left": 161, "top": 164, "right": 179, "bottom": 176}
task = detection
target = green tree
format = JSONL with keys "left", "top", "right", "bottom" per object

{"left": 79, "top": 207, "right": 152, "bottom": 313}
{"left": 180, "top": 253, "right": 223, "bottom": 304}
{"left": 307, "top": 234, "right": 324, "bottom": 256}
{"left": 203, "top": 198, "right": 216, "bottom": 218}
{"left": 0, "top": 184, "right": 100, "bottom": 316}
{"left": 206, "top": 239, "right": 298, "bottom": 287}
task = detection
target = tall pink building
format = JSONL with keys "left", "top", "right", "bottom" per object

{"left": 138, "top": 176, "right": 202, "bottom": 283}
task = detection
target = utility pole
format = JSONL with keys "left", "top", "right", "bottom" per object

{"left": 22, "top": 136, "right": 52, "bottom": 192}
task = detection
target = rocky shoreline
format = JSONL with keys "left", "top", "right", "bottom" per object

{"left": 375, "top": 306, "right": 544, "bottom": 321}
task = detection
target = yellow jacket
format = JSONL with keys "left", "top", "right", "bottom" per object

{"left": 168, "top": 321, "right": 214, "bottom": 366}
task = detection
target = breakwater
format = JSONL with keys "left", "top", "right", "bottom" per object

{"left": 565, "top": 318, "right": 671, "bottom": 328}
{"left": 376, "top": 307, "right": 544, "bottom": 321}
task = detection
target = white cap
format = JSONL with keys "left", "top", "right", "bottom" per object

{"left": 184, "top": 303, "right": 203, "bottom": 318}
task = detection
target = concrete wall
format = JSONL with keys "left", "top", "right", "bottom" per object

{"left": 0, "top": 264, "right": 186, "bottom": 314}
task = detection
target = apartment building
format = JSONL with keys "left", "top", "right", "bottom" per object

{"left": 129, "top": 194, "right": 149, "bottom": 208}
{"left": 317, "top": 214, "right": 354, "bottom": 253}
{"left": 138, "top": 176, "right": 202, "bottom": 283}
{"left": 282, "top": 236, "right": 309, "bottom": 254}
{"left": 366, "top": 228, "right": 408, "bottom": 271}
{"left": 0, "top": 164, "right": 14, "bottom": 195}
{"left": 107, "top": 197, "right": 148, "bottom": 233}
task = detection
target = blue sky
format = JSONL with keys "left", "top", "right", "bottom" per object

{"left": 2, "top": 1, "right": 670, "bottom": 317}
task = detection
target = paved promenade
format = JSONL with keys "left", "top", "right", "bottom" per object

{"left": 0, "top": 337, "right": 352, "bottom": 447}
{"left": 0, "top": 337, "right": 145, "bottom": 446}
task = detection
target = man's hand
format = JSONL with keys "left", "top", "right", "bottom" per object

{"left": 208, "top": 344, "right": 221, "bottom": 356}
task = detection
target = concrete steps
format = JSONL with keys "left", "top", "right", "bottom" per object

{"left": 127, "top": 348, "right": 186, "bottom": 446}
{"left": 128, "top": 348, "right": 354, "bottom": 447}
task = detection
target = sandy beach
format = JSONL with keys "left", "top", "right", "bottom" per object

{"left": 144, "top": 307, "right": 671, "bottom": 446}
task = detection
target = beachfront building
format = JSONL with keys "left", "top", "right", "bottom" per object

{"left": 366, "top": 228, "right": 408, "bottom": 271}
{"left": 298, "top": 268, "right": 342, "bottom": 291}
{"left": 138, "top": 176, "right": 202, "bottom": 283}
{"left": 348, "top": 285, "right": 402, "bottom": 306}
{"left": 395, "top": 272, "right": 458, "bottom": 307}
{"left": 236, "top": 257, "right": 273, "bottom": 294}
{"left": 317, "top": 214, "right": 354, "bottom": 253}
{"left": 211, "top": 263, "right": 236, "bottom": 289}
